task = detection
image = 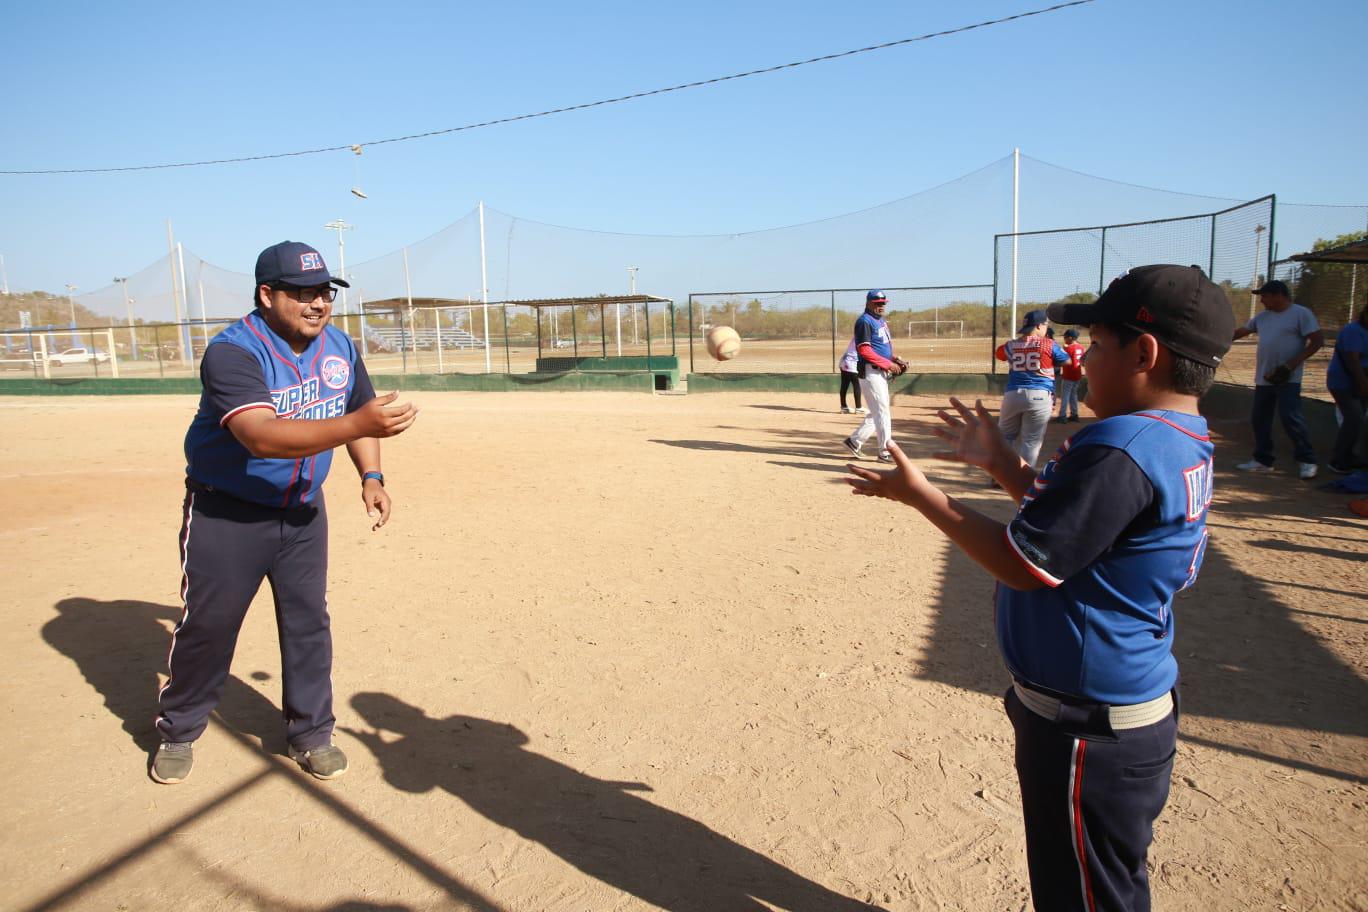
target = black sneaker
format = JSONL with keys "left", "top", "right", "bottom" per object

{"left": 150, "top": 741, "right": 194, "bottom": 784}
{"left": 842, "top": 437, "right": 863, "bottom": 459}
{"left": 289, "top": 743, "right": 349, "bottom": 780}
{"left": 1328, "top": 462, "right": 1353, "bottom": 475}
{"left": 1052, "top": 416, "right": 1066, "bottom": 424}
{"left": 1067, "top": 416, "right": 1080, "bottom": 423}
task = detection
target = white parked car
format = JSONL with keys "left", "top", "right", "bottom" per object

{"left": 49, "top": 347, "right": 110, "bottom": 365}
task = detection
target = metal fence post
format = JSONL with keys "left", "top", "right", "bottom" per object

{"left": 830, "top": 290, "right": 837, "bottom": 373}
{"left": 502, "top": 305, "right": 511, "bottom": 374}
{"left": 154, "top": 325, "right": 165, "bottom": 378}
{"left": 1098, "top": 227, "right": 1108, "bottom": 296}
{"left": 1208, "top": 215, "right": 1217, "bottom": 278}
{"left": 687, "top": 295, "right": 695, "bottom": 374}
{"left": 645, "top": 301, "right": 653, "bottom": 373}
{"left": 991, "top": 238, "right": 1000, "bottom": 374}
{"left": 1266, "top": 194, "right": 1276, "bottom": 286}
{"left": 571, "top": 304, "right": 579, "bottom": 363}
{"left": 399, "top": 311, "right": 409, "bottom": 374}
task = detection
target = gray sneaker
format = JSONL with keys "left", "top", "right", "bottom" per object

{"left": 289, "top": 743, "right": 349, "bottom": 780}
{"left": 842, "top": 436, "right": 863, "bottom": 459}
{"left": 150, "top": 741, "right": 194, "bottom": 784}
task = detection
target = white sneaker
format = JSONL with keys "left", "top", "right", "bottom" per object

{"left": 1298, "top": 462, "right": 1318, "bottom": 480}
{"left": 1235, "top": 460, "right": 1274, "bottom": 473}
{"left": 857, "top": 407, "right": 869, "bottom": 415}
{"left": 840, "top": 406, "right": 853, "bottom": 414}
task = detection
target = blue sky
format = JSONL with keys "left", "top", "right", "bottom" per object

{"left": 3, "top": 0, "right": 1366, "bottom": 308}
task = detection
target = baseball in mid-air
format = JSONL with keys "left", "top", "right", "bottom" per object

{"left": 705, "top": 326, "right": 741, "bottom": 361}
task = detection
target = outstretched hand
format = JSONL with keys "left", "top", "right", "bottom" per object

{"left": 845, "top": 442, "right": 929, "bottom": 506}
{"left": 352, "top": 391, "right": 419, "bottom": 439}
{"left": 932, "top": 397, "right": 1012, "bottom": 472}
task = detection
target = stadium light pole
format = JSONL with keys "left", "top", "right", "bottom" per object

{"left": 114, "top": 277, "right": 138, "bottom": 359}
{"left": 628, "top": 266, "right": 639, "bottom": 345}
{"left": 323, "top": 219, "right": 353, "bottom": 324}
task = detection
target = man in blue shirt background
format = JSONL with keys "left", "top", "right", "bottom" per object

{"left": 1326, "top": 303, "right": 1368, "bottom": 473}
{"left": 842, "top": 290, "right": 907, "bottom": 463}
{"left": 152, "top": 241, "right": 418, "bottom": 785}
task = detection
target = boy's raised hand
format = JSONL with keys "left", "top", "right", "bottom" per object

{"left": 933, "top": 397, "right": 1013, "bottom": 472}
{"left": 846, "top": 442, "right": 929, "bottom": 506}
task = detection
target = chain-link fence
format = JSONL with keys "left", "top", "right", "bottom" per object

{"left": 0, "top": 296, "right": 679, "bottom": 383}
{"left": 684, "top": 284, "right": 993, "bottom": 374}
{"left": 993, "top": 196, "right": 1279, "bottom": 383}
{"left": 343, "top": 298, "right": 677, "bottom": 377}
{"left": 0, "top": 319, "right": 237, "bottom": 379}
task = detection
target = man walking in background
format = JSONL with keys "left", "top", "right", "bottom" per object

{"left": 1233, "top": 280, "right": 1323, "bottom": 479}
{"left": 843, "top": 290, "right": 907, "bottom": 464}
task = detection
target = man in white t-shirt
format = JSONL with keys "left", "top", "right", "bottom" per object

{"left": 1232, "top": 280, "right": 1324, "bottom": 479}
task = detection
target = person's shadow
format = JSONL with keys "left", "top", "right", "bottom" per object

{"left": 344, "top": 693, "right": 883, "bottom": 912}
{"left": 41, "top": 598, "right": 286, "bottom": 756}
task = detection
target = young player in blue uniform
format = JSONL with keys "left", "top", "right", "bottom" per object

{"left": 152, "top": 241, "right": 419, "bottom": 784}
{"left": 847, "top": 265, "right": 1234, "bottom": 911}
{"left": 996, "top": 310, "right": 1070, "bottom": 468}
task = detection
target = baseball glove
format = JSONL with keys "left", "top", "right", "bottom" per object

{"left": 892, "top": 357, "right": 910, "bottom": 376}
{"left": 1263, "top": 364, "right": 1293, "bottom": 385}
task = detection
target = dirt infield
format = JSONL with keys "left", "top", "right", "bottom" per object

{"left": 1, "top": 392, "right": 1364, "bottom": 912}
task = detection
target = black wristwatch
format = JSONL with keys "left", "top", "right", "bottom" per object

{"left": 361, "top": 471, "right": 385, "bottom": 487}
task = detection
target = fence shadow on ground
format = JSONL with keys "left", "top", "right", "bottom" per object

{"left": 343, "top": 693, "right": 882, "bottom": 912}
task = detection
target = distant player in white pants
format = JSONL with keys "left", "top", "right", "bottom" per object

{"left": 843, "top": 290, "right": 907, "bottom": 463}
{"left": 995, "top": 309, "right": 1069, "bottom": 469}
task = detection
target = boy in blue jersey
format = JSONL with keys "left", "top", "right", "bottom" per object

{"left": 152, "top": 241, "right": 418, "bottom": 785}
{"left": 847, "top": 265, "right": 1234, "bottom": 911}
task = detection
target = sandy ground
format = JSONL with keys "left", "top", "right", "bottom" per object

{"left": 0, "top": 391, "right": 1364, "bottom": 912}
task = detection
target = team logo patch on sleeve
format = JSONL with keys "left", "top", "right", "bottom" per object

{"left": 321, "top": 355, "right": 351, "bottom": 390}
{"left": 300, "top": 252, "right": 324, "bottom": 272}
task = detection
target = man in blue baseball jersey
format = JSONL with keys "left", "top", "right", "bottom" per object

{"left": 843, "top": 290, "right": 907, "bottom": 463}
{"left": 847, "top": 265, "right": 1234, "bottom": 911}
{"left": 152, "top": 241, "right": 418, "bottom": 785}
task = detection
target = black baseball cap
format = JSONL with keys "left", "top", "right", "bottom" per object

{"left": 1019, "top": 308, "right": 1048, "bottom": 330}
{"left": 1047, "top": 264, "right": 1234, "bottom": 367}
{"left": 255, "top": 241, "right": 350, "bottom": 288}
{"left": 1252, "top": 279, "right": 1290, "bottom": 297}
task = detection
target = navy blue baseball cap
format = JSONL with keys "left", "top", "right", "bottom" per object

{"left": 866, "top": 290, "right": 887, "bottom": 304}
{"left": 255, "top": 241, "right": 350, "bottom": 288}
{"left": 1019, "top": 308, "right": 1048, "bottom": 330}
{"left": 1047, "top": 264, "right": 1234, "bottom": 368}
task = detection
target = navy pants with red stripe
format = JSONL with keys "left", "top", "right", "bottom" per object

{"left": 1006, "top": 687, "right": 1177, "bottom": 912}
{"left": 156, "top": 484, "right": 334, "bottom": 751}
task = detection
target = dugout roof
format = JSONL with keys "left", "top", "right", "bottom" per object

{"left": 1290, "top": 238, "right": 1368, "bottom": 265}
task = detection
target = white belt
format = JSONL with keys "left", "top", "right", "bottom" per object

{"left": 1013, "top": 682, "right": 1173, "bottom": 731}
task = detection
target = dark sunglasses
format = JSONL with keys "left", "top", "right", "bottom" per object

{"left": 273, "top": 284, "right": 337, "bottom": 304}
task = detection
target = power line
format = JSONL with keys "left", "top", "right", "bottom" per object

{"left": 1, "top": 1, "right": 1096, "bottom": 176}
